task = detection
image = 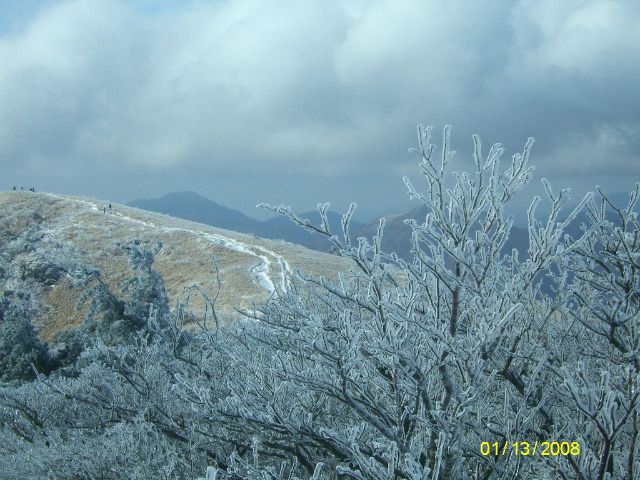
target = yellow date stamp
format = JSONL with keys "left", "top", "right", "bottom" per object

{"left": 480, "top": 441, "right": 580, "bottom": 456}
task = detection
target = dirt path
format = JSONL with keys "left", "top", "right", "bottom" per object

{"left": 56, "top": 195, "right": 292, "bottom": 296}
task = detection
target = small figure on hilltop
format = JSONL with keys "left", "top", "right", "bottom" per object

{"left": 20, "top": 185, "right": 23, "bottom": 191}
{"left": 12, "top": 186, "right": 16, "bottom": 191}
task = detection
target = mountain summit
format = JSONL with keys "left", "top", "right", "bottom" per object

{"left": 128, "top": 191, "right": 260, "bottom": 234}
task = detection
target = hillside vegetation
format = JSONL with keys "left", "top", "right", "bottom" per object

{"left": 0, "top": 190, "right": 353, "bottom": 340}
{"left": 0, "top": 125, "right": 638, "bottom": 480}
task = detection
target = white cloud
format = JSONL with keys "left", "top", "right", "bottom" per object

{"left": 0, "top": 0, "right": 638, "bottom": 216}
{"left": 549, "top": 123, "right": 639, "bottom": 176}
{"left": 510, "top": 1, "right": 640, "bottom": 80}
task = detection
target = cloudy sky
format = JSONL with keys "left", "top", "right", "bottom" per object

{"left": 1, "top": 0, "right": 639, "bottom": 221}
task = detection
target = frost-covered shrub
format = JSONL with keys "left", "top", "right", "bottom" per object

{"left": 51, "top": 327, "right": 90, "bottom": 372}
{"left": 15, "top": 252, "right": 64, "bottom": 285}
{"left": 1, "top": 125, "right": 638, "bottom": 480}
{"left": 74, "top": 241, "right": 170, "bottom": 345}
{"left": 0, "top": 293, "right": 56, "bottom": 383}
{"left": 0, "top": 252, "right": 8, "bottom": 281}
{"left": 0, "top": 229, "right": 15, "bottom": 246}
{"left": 118, "top": 241, "right": 171, "bottom": 322}
{"left": 0, "top": 340, "right": 206, "bottom": 479}
{"left": 3, "top": 215, "right": 45, "bottom": 256}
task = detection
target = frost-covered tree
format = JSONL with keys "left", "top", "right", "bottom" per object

{"left": 197, "top": 125, "right": 590, "bottom": 479}
{"left": 551, "top": 187, "right": 640, "bottom": 480}
{"left": 1, "top": 125, "right": 638, "bottom": 480}
{"left": 225, "top": 127, "right": 636, "bottom": 480}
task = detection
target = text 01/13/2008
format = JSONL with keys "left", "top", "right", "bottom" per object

{"left": 480, "top": 441, "right": 581, "bottom": 456}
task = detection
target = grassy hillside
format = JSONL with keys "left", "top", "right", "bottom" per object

{"left": 0, "top": 190, "right": 353, "bottom": 341}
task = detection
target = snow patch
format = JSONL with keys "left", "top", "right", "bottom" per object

{"left": 61, "top": 195, "right": 292, "bottom": 295}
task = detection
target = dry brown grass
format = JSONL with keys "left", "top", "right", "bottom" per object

{"left": 39, "top": 278, "right": 84, "bottom": 342}
{"left": 0, "top": 190, "right": 355, "bottom": 338}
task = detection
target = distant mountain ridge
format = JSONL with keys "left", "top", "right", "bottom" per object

{"left": 128, "top": 191, "right": 258, "bottom": 233}
{"left": 128, "top": 191, "right": 364, "bottom": 252}
{"left": 129, "top": 189, "right": 638, "bottom": 259}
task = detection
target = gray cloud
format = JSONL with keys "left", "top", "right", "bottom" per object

{"left": 1, "top": 0, "right": 638, "bottom": 220}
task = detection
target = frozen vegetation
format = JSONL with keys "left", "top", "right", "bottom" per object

{"left": 0, "top": 125, "right": 639, "bottom": 479}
